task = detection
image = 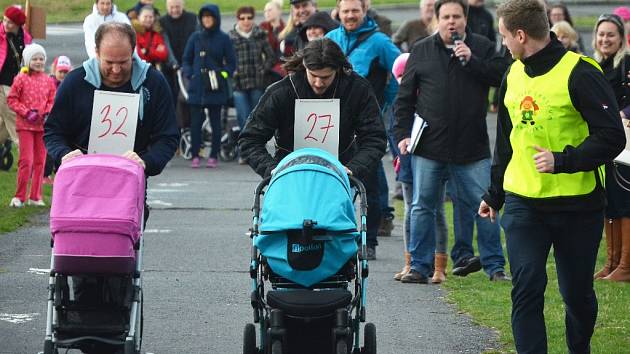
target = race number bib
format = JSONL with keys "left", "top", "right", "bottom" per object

{"left": 88, "top": 90, "right": 140, "bottom": 155}
{"left": 293, "top": 99, "right": 340, "bottom": 158}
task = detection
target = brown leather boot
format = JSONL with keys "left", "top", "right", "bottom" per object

{"left": 604, "top": 218, "right": 630, "bottom": 282}
{"left": 431, "top": 252, "right": 448, "bottom": 284}
{"left": 394, "top": 252, "right": 411, "bottom": 281}
{"left": 594, "top": 219, "right": 621, "bottom": 279}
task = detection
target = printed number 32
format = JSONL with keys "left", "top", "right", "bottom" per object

{"left": 98, "top": 104, "right": 129, "bottom": 138}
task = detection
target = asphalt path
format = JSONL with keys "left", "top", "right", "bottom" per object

{"left": 1, "top": 155, "right": 501, "bottom": 353}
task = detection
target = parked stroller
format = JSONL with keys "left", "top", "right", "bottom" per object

{"left": 178, "top": 106, "right": 240, "bottom": 162}
{"left": 245, "top": 148, "right": 376, "bottom": 354}
{"left": 43, "top": 154, "right": 145, "bottom": 354}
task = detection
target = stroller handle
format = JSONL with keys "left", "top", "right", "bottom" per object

{"left": 348, "top": 175, "right": 368, "bottom": 217}
{"left": 252, "top": 176, "right": 272, "bottom": 217}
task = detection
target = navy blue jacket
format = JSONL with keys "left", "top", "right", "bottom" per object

{"left": 44, "top": 57, "right": 179, "bottom": 177}
{"left": 182, "top": 4, "right": 236, "bottom": 106}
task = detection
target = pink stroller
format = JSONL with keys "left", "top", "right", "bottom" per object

{"left": 43, "top": 154, "right": 145, "bottom": 354}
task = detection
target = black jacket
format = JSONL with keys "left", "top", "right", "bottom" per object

{"left": 159, "top": 10, "right": 198, "bottom": 65}
{"left": 483, "top": 36, "right": 626, "bottom": 212}
{"left": 467, "top": 6, "right": 496, "bottom": 45}
{"left": 393, "top": 30, "right": 507, "bottom": 163}
{"left": 238, "top": 70, "right": 386, "bottom": 179}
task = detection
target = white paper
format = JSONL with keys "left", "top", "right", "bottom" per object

{"left": 293, "top": 99, "right": 340, "bottom": 158}
{"left": 88, "top": 90, "right": 140, "bottom": 155}
{"left": 408, "top": 113, "right": 428, "bottom": 153}
{"left": 614, "top": 118, "right": 630, "bottom": 166}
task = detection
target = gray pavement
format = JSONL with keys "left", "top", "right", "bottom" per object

{"left": 0, "top": 151, "right": 503, "bottom": 353}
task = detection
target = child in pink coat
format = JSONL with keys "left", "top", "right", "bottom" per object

{"left": 7, "top": 43, "right": 56, "bottom": 207}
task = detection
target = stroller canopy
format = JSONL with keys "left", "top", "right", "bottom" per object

{"left": 260, "top": 148, "right": 356, "bottom": 233}
{"left": 256, "top": 148, "right": 358, "bottom": 287}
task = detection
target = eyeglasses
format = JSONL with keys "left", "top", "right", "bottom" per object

{"left": 597, "top": 14, "right": 624, "bottom": 33}
{"left": 238, "top": 16, "right": 254, "bottom": 21}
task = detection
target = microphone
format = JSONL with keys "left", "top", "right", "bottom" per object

{"left": 451, "top": 31, "right": 467, "bottom": 66}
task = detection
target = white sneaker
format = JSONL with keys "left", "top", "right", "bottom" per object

{"left": 9, "top": 197, "right": 24, "bottom": 208}
{"left": 27, "top": 199, "right": 46, "bottom": 207}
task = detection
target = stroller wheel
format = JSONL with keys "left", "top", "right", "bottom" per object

{"left": 0, "top": 150, "right": 12, "bottom": 171}
{"left": 179, "top": 129, "right": 192, "bottom": 160}
{"left": 43, "top": 339, "right": 57, "bottom": 354}
{"left": 336, "top": 338, "right": 349, "bottom": 354}
{"left": 362, "top": 323, "right": 376, "bottom": 354}
{"left": 220, "top": 146, "right": 237, "bottom": 162}
{"left": 271, "top": 339, "right": 282, "bottom": 354}
{"left": 243, "top": 323, "right": 257, "bottom": 354}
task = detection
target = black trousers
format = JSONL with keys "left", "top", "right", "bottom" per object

{"left": 360, "top": 168, "right": 380, "bottom": 248}
{"left": 501, "top": 195, "right": 602, "bottom": 354}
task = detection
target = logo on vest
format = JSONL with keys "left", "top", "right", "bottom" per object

{"left": 291, "top": 243, "right": 322, "bottom": 253}
{"left": 520, "top": 96, "right": 539, "bottom": 126}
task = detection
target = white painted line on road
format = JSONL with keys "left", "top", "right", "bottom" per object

{"left": 0, "top": 313, "right": 39, "bottom": 324}
{"left": 144, "top": 229, "right": 172, "bottom": 234}
{"left": 28, "top": 268, "right": 50, "bottom": 275}
{"left": 156, "top": 182, "right": 188, "bottom": 187}
{"left": 148, "top": 200, "right": 173, "bottom": 206}
{"left": 46, "top": 25, "right": 83, "bottom": 36}
{"left": 148, "top": 189, "right": 181, "bottom": 193}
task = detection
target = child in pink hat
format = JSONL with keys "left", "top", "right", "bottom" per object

{"left": 614, "top": 6, "right": 630, "bottom": 46}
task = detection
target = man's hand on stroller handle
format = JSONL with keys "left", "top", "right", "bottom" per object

{"left": 61, "top": 149, "right": 83, "bottom": 164}
{"left": 61, "top": 150, "right": 145, "bottom": 169}
{"left": 123, "top": 151, "right": 146, "bottom": 169}
{"left": 344, "top": 166, "right": 353, "bottom": 176}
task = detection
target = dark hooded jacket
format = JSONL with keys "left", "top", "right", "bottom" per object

{"left": 238, "top": 70, "right": 386, "bottom": 179}
{"left": 181, "top": 4, "right": 236, "bottom": 105}
{"left": 298, "top": 11, "right": 339, "bottom": 43}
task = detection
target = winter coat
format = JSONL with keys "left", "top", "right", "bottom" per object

{"left": 83, "top": 4, "right": 130, "bottom": 59}
{"left": 7, "top": 71, "right": 56, "bottom": 132}
{"left": 134, "top": 21, "right": 169, "bottom": 66}
{"left": 0, "top": 24, "right": 32, "bottom": 75}
{"left": 298, "top": 11, "right": 339, "bottom": 42}
{"left": 159, "top": 10, "right": 198, "bottom": 65}
{"left": 182, "top": 4, "right": 236, "bottom": 106}
{"left": 44, "top": 55, "right": 179, "bottom": 177}
{"left": 326, "top": 17, "right": 400, "bottom": 106}
{"left": 238, "top": 70, "right": 387, "bottom": 179}
{"left": 228, "top": 25, "right": 275, "bottom": 91}
{"left": 393, "top": 30, "right": 507, "bottom": 164}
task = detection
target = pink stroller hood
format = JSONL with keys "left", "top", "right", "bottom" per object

{"left": 50, "top": 154, "right": 145, "bottom": 244}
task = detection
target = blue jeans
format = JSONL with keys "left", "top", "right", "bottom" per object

{"left": 234, "top": 89, "right": 263, "bottom": 129}
{"left": 448, "top": 159, "right": 505, "bottom": 275}
{"left": 409, "top": 156, "right": 504, "bottom": 277}
{"left": 402, "top": 182, "right": 447, "bottom": 254}
{"left": 502, "top": 195, "right": 602, "bottom": 354}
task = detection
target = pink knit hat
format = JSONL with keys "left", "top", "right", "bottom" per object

{"left": 614, "top": 6, "right": 630, "bottom": 21}
{"left": 392, "top": 53, "right": 410, "bottom": 84}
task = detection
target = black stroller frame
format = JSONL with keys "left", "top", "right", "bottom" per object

{"left": 245, "top": 175, "right": 375, "bottom": 354}
{"left": 42, "top": 212, "right": 145, "bottom": 354}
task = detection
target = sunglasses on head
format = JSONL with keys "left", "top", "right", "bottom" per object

{"left": 597, "top": 14, "right": 624, "bottom": 33}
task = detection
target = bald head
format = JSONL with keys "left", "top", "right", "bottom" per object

{"left": 166, "top": 0, "right": 184, "bottom": 18}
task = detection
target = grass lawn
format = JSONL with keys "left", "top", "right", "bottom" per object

{"left": 0, "top": 145, "right": 52, "bottom": 234}
{"left": 394, "top": 199, "right": 630, "bottom": 354}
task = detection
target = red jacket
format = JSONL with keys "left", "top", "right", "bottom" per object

{"left": 136, "top": 29, "right": 168, "bottom": 65}
{"left": 8, "top": 71, "right": 56, "bottom": 132}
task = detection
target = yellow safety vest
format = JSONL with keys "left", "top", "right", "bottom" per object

{"left": 503, "top": 51, "right": 603, "bottom": 199}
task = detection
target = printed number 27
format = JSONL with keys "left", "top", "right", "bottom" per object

{"left": 304, "top": 113, "right": 334, "bottom": 143}
{"left": 98, "top": 104, "right": 129, "bottom": 138}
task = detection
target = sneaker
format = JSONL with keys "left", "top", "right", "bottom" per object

{"left": 9, "top": 197, "right": 23, "bottom": 208}
{"left": 400, "top": 269, "right": 429, "bottom": 284}
{"left": 206, "top": 157, "right": 218, "bottom": 168}
{"left": 490, "top": 271, "right": 511, "bottom": 282}
{"left": 27, "top": 199, "right": 46, "bottom": 207}
{"left": 378, "top": 216, "right": 394, "bottom": 237}
{"left": 190, "top": 157, "right": 200, "bottom": 168}
{"left": 452, "top": 256, "right": 482, "bottom": 277}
